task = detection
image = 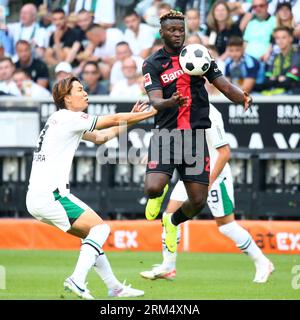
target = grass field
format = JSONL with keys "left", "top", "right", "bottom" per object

{"left": 0, "top": 250, "right": 298, "bottom": 300}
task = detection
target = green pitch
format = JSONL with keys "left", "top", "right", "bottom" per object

{"left": 0, "top": 250, "right": 298, "bottom": 300}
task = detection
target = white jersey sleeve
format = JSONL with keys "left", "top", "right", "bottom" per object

{"left": 63, "top": 110, "right": 98, "bottom": 133}
{"left": 206, "top": 104, "right": 228, "bottom": 149}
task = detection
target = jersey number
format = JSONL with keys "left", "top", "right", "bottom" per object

{"left": 35, "top": 124, "right": 49, "bottom": 153}
{"left": 210, "top": 190, "right": 219, "bottom": 203}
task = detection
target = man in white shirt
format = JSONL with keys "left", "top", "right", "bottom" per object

{"left": 0, "top": 57, "right": 21, "bottom": 96}
{"left": 110, "top": 57, "right": 143, "bottom": 99}
{"left": 123, "top": 11, "right": 156, "bottom": 58}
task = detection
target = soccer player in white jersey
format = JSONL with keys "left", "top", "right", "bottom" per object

{"left": 140, "top": 104, "right": 274, "bottom": 283}
{"left": 26, "top": 76, "right": 157, "bottom": 299}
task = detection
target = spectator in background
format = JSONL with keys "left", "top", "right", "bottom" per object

{"left": 12, "top": 69, "right": 51, "bottom": 98}
{"left": 263, "top": 26, "right": 300, "bottom": 94}
{"left": 45, "top": 8, "right": 81, "bottom": 68}
{"left": 185, "top": 8, "right": 207, "bottom": 40}
{"left": 75, "top": 9, "right": 93, "bottom": 49}
{"left": 110, "top": 41, "right": 144, "bottom": 88}
{"left": 123, "top": 11, "right": 156, "bottom": 59}
{"left": 82, "top": 61, "right": 108, "bottom": 95}
{"left": 110, "top": 57, "right": 143, "bottom": 99}
{"left": 275, "top": 2, "right": 300, "bottom": 39}
{"left": 225, "top": 36, "right": 262, "bottom": 93}
{"left": 15, "top": 40, "right": 49, "bottom": 89}
{"left": 82, "top": 24, "right": 123, "bottom": 79}
{"left": 243, "top": 0, "right": 276, "bottom": 62}
{"left": 149, "top": 38, "right": 164, "bottom": 54}
{"left": 143, "top": 1, "right": 172, "bottom": 28}
{"left": 54, "top": 61, "right": 73, "bottom": 83}
{"left": 0, "top": 57, "right": 21, "bottom": 96}
{"left": 205, "top": 1, "right": 242, "bottom": 60}
{"left": 63, "top": 0, "right": 116, "bottom": 28}
{"left": 4, "top": 3, "right": 48, "bottom": 59}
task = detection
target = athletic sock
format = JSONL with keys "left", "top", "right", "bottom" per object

{"left": 71, "top": 224, "right": 110, "bottom": 288}
{"left": 171, "top": 208, "right": 190, "bottom": 226}
{"left": 161, "top": 219, "right": 181, "bottom": 270}
{"left": 94, "top": 254, "right": 122, "bottom": 291}
{"left": 218, "top": 221, "right": 265, "bottom": 262}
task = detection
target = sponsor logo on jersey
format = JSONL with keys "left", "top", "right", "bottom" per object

{"left": 160, "top": 69, "right": 184, "bottom": 85}
{"left": 148, "top": 160, "right": 158, "bottom": 169}
{"left": 144, "top": 73, "right": 152, "bottom": 87}
{"left": 81, "top": 113, "right": 89, "bottom": 119}
{"left": 162, "top": 62, "right": 170, "bottom": 69}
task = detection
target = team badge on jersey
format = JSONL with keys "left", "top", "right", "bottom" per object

{"left": 81, "top": 113, "right": 89, "bottom": 119}
{"left": 144, "top": 73, "right": 152, "bottom": 87}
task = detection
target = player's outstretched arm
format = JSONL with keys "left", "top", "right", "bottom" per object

{"left": 212, "top": 75, "right": 253, "bottom": 111}
{"left": 83, "top": 101, "right": 152, "bottom": 144}
{"left": 147, "top": 89, "right": 188, "bottom": 111}
{"left": 93, "top": 102, "right": 157, "bottom": 130}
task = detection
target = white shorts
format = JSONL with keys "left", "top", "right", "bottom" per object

{"left": 26, "top": 189, "right": 90, "bottom": 232}
{"left": 170, "top": 175, "right": 235, "bottom": 218}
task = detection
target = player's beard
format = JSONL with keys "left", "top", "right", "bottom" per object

{"left": 164, "top": 37, "right": 184, "bottom": 53}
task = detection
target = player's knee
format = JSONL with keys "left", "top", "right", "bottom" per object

{"left": 190, "top": 195, "right": 207, "bottom": 213}
{"left": 145, "top": 184, "right": 164, "bottom": 198}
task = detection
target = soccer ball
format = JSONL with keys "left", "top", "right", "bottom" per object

{"left": 179, "top": 44, "right": 212, "bottom": 76}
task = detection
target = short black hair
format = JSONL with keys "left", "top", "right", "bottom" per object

{"left": 16, "top": 39, "right": 31, "bottom": 48}
{"left": 52, "top": 8, "right": 65, "bottom": 15}
{"left": 83, "top": 61, "right": 99, "bottom": 70}
{"left": 86, "top": 23, "right": 102, "bottom": 33}
{"left": 124, "top": 10, "right": 139, "bottom": 19}
{"left": 160, "top": 9, "right": 185, "bottom": 26}
{"left": 116, "top": 41, "right": 130, "bottom": 47}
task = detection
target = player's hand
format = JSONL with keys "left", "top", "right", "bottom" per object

{"left": 243, "top": 91, "right": 253, "bottom": 111}
{"left": 131, "top": 100, "right": 148, "bottom": 113}
{"left": 170, "top": 91, "right": 189, "bottom": 107}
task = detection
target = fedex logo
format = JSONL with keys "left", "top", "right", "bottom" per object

{"left": 160, "top": 69, "right": 184, "bottom": 85}
{"left": 276, "top": 232, "right": 300, "bottom": 251}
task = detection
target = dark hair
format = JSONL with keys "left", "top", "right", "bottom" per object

{"left": 16, "top": 40, "right": 31, "bottom": 48}
{"left": 52, "top": 8, "right": 65, "bottom": 15}
{"left": 83, "top": 61, "right": 99, "bottom": 70}
{"left": 273, "top": 26, "right": 294, "bottom": 37}
{"left": 124, "top": 10, "right": 139, "bottom": 19}
{"left": 77, "top": 9, "right": 90, "bottom": 15}
{"left": 116, "top": 41, "right": 130, "bottom": 47}
{"left": 52, "top": 76, "right": 80, "bottom": 110}
{"left": 86, "top": 23, "right": 102, "bottom": 33}
{"left": 227, "top": 36, "right": 244, "bottom": 47}
{"left": 13, "top": 68, "right": 30, "bottom": 78}
{"left": 160, "top": 9, "right": 185, "bottom": 25}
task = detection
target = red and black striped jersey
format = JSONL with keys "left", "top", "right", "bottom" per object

{"left": 142, "top": 47, "right": 222, "bottom": 130}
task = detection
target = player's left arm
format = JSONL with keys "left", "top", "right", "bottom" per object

{"left": 209, "top": 144, "right": 230, "bottom": 189}
{"left": 82, "top": 100, "right": 149, "bottom": 145}
{"left": 212, "top": 75, "right": 253, "bottom": 111}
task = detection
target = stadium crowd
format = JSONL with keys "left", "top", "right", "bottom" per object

{"left": 0, "top": 0, "right": 299, "bottom": 98}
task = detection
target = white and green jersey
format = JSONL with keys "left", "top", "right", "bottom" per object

{"left": 206, "top": 104, "right": 231, "bottom": 179}
{"left": 28, "top": 109, "right": 97, "bottom": 194}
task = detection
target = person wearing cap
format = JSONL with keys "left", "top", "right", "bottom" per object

{"left": 54, "top": 61, "right": 73, "bottom": 82}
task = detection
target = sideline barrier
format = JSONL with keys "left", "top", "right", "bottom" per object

{"left": 0, "top": 219, "right": 299, "bottom": 254}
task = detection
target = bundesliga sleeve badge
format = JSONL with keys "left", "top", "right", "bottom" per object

{"left": 144, "top": 73, "right": 152, "bottom": 87}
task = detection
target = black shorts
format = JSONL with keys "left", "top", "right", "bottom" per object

{"left": 146, "top": 129, "right": 210, "bottom": 185}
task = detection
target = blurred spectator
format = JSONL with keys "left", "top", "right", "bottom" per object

{"left": 186, "top": 33, "right": 202, "bottom": 45}
{"left": 123, "top": 11, "right": 156, "bottom": 59}
{"left": 110, "top": 57, "right": 143, "bottom": 99}
{"left": 82, "top": 61, "right": 108, "bottom": 95}
{"left": 110, "top": 41, "right": 144, "bottom": 88}
{"left": 186, "top": 8, "right": 207, "bottom": 39}
{"left": 225, "top": 36, "right": 262, "bottom": 93}
{"left": 4, "top": 3, "right": 48, "bottom": 59}
{"left": 275, "top": 2, "right": 300, "bottom": 39}
{"left": 142, "top": 1, "right": 172, "bottom": 28}
{"left": 149, "top": 38, "right": 164, "bottom": 54}
{"left": 0, "top": 30, "right": 13, "bottom": 57}
{"left": 12, "top": 69, "right": 51, "bottom": 98}
{"left": 75, "top": 9, "right": 93, "bottom": 49}
{"left": 63, "top": 0, "right": 116, "bottom": 28}
{"left": 15, "top": 40, "right": 49, "bottom": 89}
{"left": 82, "top": 23, "right": 123, "bottom": 79}
{"left": 45, "top": 8, "right": 81, "bottom": 68}
{"left": 206, "top": 1, "right": 242, "bottom": 60}
{"left": 263, "top": 26, "right": 300, "bottom": 94}
{"left": 243, "top": 0, "right": 276, "bottom": 62}
{"left": 54, "top": 61, "right": 73, "bottom": 82}
{"left": 0, "top": 57, "right": 21, "bottom": 96}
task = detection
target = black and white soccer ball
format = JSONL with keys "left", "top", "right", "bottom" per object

{"left": 179, "top": 44, "right": 212, "bottom": 76}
